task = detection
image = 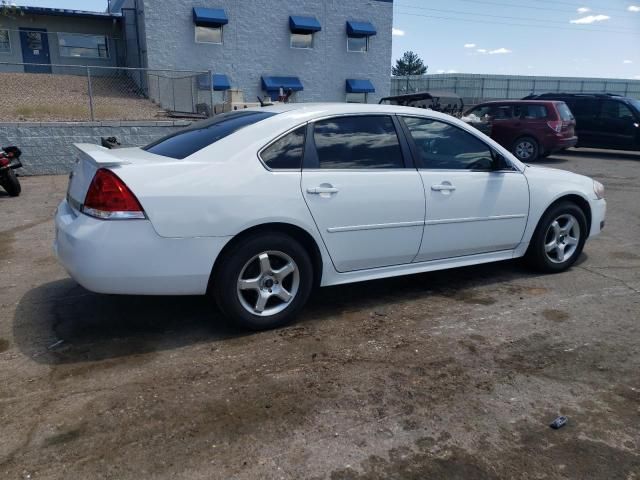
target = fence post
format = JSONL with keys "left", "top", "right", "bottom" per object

{"left": 531, "top": 78, "right": 536, "bottom": 95}
{"left": 480, "top": 77, "right": 485, "bottom": 100}
{"left": 209, "top": 69, "right": 214, "bottom": 115}
{"left": 86, "top": 65, "right": 95, "bottom": 121}
{"left": 506, "top": 79, "right": 510, "bottom": 98}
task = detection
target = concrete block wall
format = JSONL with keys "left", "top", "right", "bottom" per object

{"left": 139, "top": 0, "right": 393, "bottom": 103}
{"left": 0, "top": 120, "right": 191, "bottom": 175}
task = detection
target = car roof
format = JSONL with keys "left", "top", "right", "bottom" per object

{"left": 472, "top": 100, "right": 562, "bottom": 105}
{"left": 246, "top": 102, "right": 462, "bottom": 122}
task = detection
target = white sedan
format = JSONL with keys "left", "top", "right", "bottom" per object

{"left": 54, "top": 103, "right": 606, "bottom": 330}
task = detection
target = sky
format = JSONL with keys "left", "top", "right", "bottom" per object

{"left": 10, "top": 0, "right": 640, "bottom": 79}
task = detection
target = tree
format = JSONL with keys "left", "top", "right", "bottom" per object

{"left": 1, "top": 1, "right": 23, "bottom": 19}
{"left": 392, "top": 51, "right": 427, "bottom": 76}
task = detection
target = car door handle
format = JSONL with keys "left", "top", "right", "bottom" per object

{"left": 307, "top": 186, "right": 339, "bottom": 194}
{"left": 431, "top": 184, "right": 456, "bottom": 191}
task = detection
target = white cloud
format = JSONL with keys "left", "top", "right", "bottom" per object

{"left": 628, "top": 5, "right": 640, "bottom": 12}
{"left": 392, "top": 28, "right": 405, "bottom": 36}
{"left": 436, "top": 69, "right": 446, "bottom": 74}
{"left": 577, "top": 7, "right": 591, "bottom": 13}
{"left": 477, "top": 48, "right": 487, "bottom": 53}
{"left": 570, "top": 14, "right": 611, "bottom": 24}
{"left": 447, "top": 69, "right": 458, "bottom": 73}
{"left": 623, "top": 59, "right": 633, "bottom": 64}
{"left": 635, "top": 75, "right": 640, "bottom": 79}
{"left": 464, "top": 43, "right": 476, "bottom": 48}
{"left": 488, "top": 47, "right": 512, "bottom": 54}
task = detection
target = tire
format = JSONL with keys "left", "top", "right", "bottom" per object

{"left": 525, "top": 201, "right": 587, "bottom": 273}
{"left": 541, "top": 151, "right": 551, "bottom": 158}
{"left": 213, "top": 232, "right": 313, "bottom": 330}
{"left": 1, "top": 170, "right": 21, "bottom": 197}
{"left": 513, "top": 136, "right": 539, "bottom": 162}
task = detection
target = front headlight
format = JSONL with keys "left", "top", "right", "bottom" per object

{"left": 593, "top": 180, "right": 605, "bottom": 200}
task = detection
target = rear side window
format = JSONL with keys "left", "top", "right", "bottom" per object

{"left": 144, "top": 111, "right": 276, "bottom": 159}
{"left": 312, "top": 116, "right": 404, "bottom": 169}
{"left": 260, "top": 126, "right": 306, "bottom": 170}
{"left": 556, "top": 103, "right": 574, "bottom": 121}
{"left": 514, "top": 104, "right": 548, "bottom": 119}
{"left": 570, "top": 99, "right": 599, "bottom": 120}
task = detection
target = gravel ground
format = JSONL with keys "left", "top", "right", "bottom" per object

{"left": 0, "top": 72, "right": 165, "bottom": 121}
{"left": 0, "top": 149, "right": 639, "bottom": 479}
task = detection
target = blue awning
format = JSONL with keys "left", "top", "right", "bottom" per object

{"left": 346, "top": 21, "right": 377, "bottom": 37}
{"left": 261, "top": 76, "right": 304, "bottom": 92}
{"left": 197, "top": 73, "right": 231, "bottom": 91}
{"left": 289, "top": 15, "right": 321, "bottom": 33}
{"left": 346, "top": 79, "right": 375, "bottom": 93}
{"left": 192, "top": 7, "right": 228, "bottom": 27}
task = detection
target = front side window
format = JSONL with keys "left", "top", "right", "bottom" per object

{"left": 312, "top": 116, "right": 404, "bottom": 169}
{"left": 261, "top": 126, "right": 306, "bottom": 169}
{"left": 402, "top": 117, "right": 495, "bottom": 170}
{"left": 58, "top": 33, "right": 109, "bottom": 58}
{"left": 144, "top": 110, "right": 276, "bottom": 159}
{"left": 291, "top": 32, "right": 313, "bottom": 49}
{"left": 347, "top": 36, "right": 368, "bottom": 52}
{"left": 601, "top": 100, "right": 634, "bottom": 120}
{"left": 195, "top": 25, "right": 223, "bottom": 44}
{"left": 0, "top": 30, "right": 10, "bottom": 53}
{"left": 345, "top": 92, "right": 367, "bottom": 104}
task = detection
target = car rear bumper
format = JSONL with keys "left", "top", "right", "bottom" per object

{"left": 544, "top": 135, "right": 578, "bottom": 153}
{"left": 53, "top": 199, "right": 231, "bottom": 295}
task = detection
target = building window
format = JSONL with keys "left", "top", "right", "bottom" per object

{"left": 346, "top": 92, "right": 367, "bottom": 103}
{"left": 291, "top": 32, "right": 313, "bottom": 49}
{"left": 195, "top": 25, "right": 223, "bottom": 44}
{"left": 58, "top": 33, "right": 109, "bottom": 58}
{"left": 0, "top": 30, "right": 10, "bottom": 53}
{"left": 347, "top": 36, "right": 368, "bottom": 52}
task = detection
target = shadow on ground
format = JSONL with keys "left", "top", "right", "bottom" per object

{"left": 13, "top": 259, "right": 547, "bottom": 365}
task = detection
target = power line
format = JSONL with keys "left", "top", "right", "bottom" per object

{"left": 398, "top": 0, "right": 636, "bottom": 16}
{"left": 396, "top": 4, "right": 638, "bottom": 32}
{"left": 394, "top": 10, "right": 640, "bottom": 35}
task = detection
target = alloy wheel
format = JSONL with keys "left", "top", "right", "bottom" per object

{"left": 236, "top": 250, "right": 300, "bottom": 316}
{"left": 516, "top": 140, "right": 535, "bottom": 160}
{"left": 544, "top": 214, "right": 580, "bottom": 264}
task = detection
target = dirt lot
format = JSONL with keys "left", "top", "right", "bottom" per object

{"left": 1, "top": 149, "right": 639, "bottom": 479}
{"left": 0, "top": 73, "right": 163, "bottom": 121}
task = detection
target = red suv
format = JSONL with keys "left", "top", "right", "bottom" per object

{"left": 464, "top": 100, "right": 577, "bottom": 161}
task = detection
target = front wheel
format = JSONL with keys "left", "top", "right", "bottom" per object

{"left": 526, "top": 202, "right": 587, "bottom": 273}
{"left": 1, "top": 170, "right": 21, "bottom": 197}
{"left": 213, "top": 232, "right": 313, "bottom": 330}
{"left": 513, "top": 137, "right": 539, "bottom": 162}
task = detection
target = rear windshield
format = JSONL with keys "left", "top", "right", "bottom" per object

{"left": 144, "top": 110, "right": 276, "bottom": 159}
{"left": 556, "top": 102, "right": 575, "bottom": 121}
{"left": 628, "top": 98, "right": 640, "bottom": 113}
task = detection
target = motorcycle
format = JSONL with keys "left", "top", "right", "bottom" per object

{"left": 0, "top": 146, "right": 23, "bottom": 197}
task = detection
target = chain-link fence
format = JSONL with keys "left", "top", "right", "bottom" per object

{"left": 391, "top": 74, "right": 640, "bottom": 107}
{"left": 0, "top": 62, "right": 220, "bottom": 121}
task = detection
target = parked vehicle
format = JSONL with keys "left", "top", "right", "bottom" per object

{"left": 464, "top": 100, "right": 577, "bottom": 161}
{"left": 379, "top": 91, "right": 465, "bottom": 117}
{"left": 0, "top": 146, "right": 23, "bottom": 197}
{"left": 523, "top": 93, "right": 640, "bottom": 151}
{"left": 54, "top": 104, "right": 606, "bottom": 330}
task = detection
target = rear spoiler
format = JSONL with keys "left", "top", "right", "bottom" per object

{"left": 74, "top": 143, "right": 131, "bottom": 167}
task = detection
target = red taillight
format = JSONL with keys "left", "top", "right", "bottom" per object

{"left": 83, "top": 168, "right": 145, "bottom": 220}
{"left": 547, "top": 120, "right": 563, "bottom": 133}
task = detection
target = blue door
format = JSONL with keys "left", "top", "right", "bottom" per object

{"left": 19, "top": 28, "right": 51, "bottom": 73}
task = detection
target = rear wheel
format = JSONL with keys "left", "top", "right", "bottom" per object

{"left": 526, "top": 202, "right": 587, "bottom": 273}
{"left": 213, "top": 232, "right": 313, "bottom": 330}
{"left": 1, "top": 170, "right": 21, "bottom": 197}
{"left": 513, "top": 136, "right": 539, "bottom": 162}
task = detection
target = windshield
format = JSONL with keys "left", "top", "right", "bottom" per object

{"left": 556, "top": 102, "right": 575, "bottom": 121}
{"left": 144, "top": 110, "right": 277, "bottom": 159}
